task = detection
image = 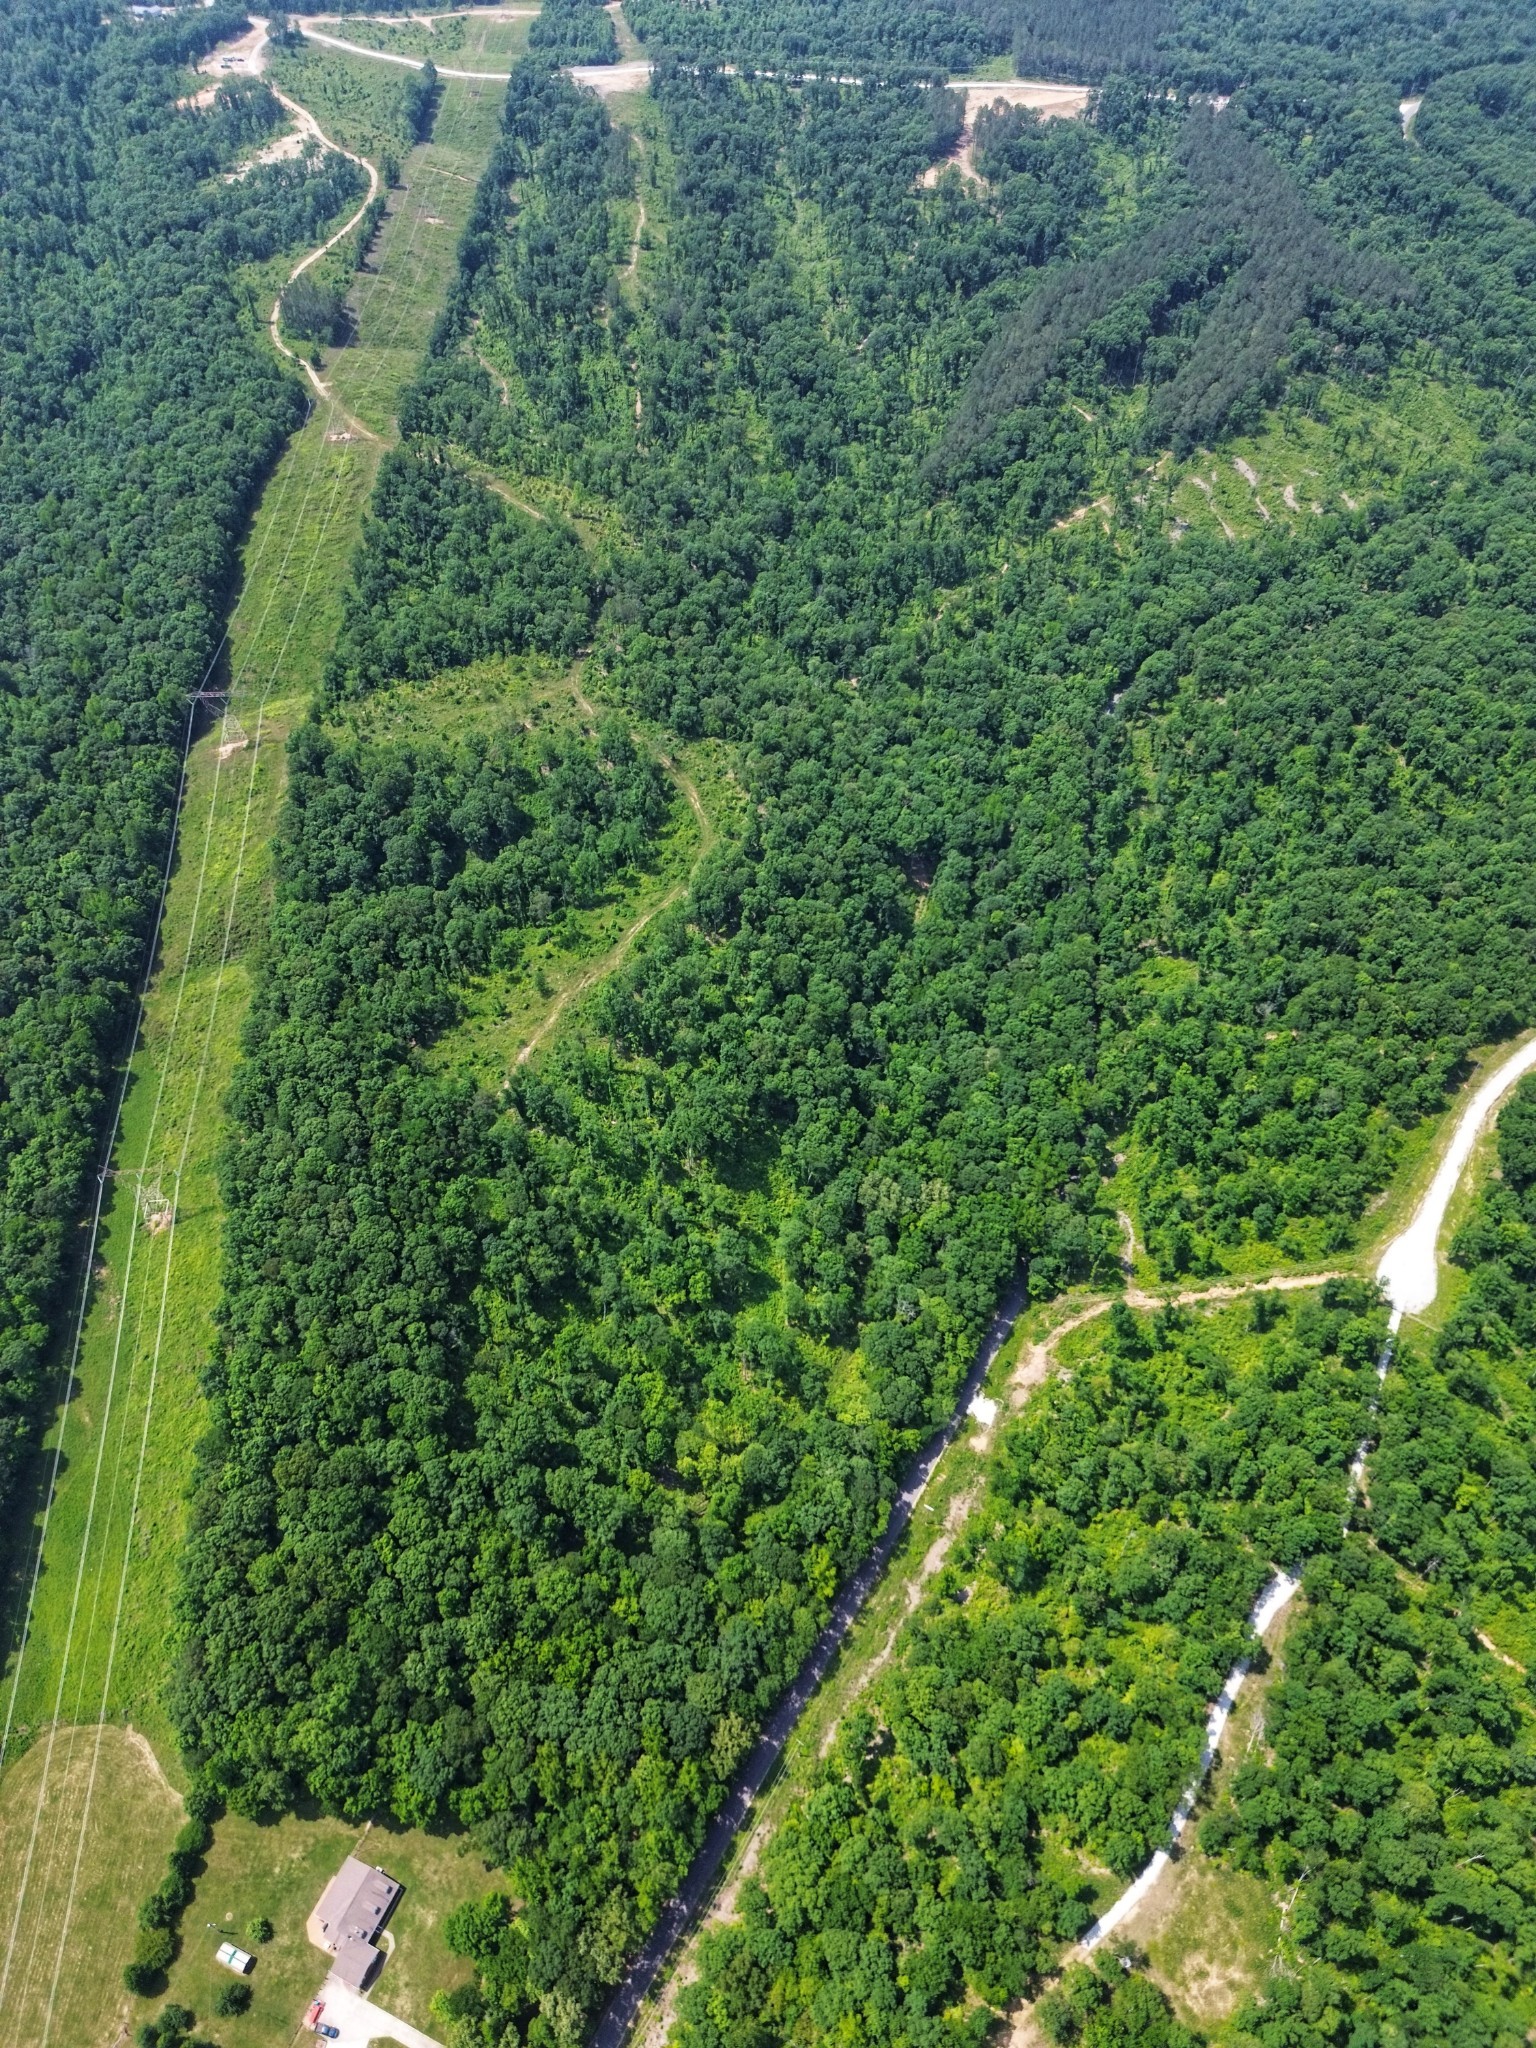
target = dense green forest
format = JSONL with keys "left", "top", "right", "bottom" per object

{"left": 160, "top": 0, "right": 1536, "bottom": 2032}
{"left": 1189, "top": 1084, "right": 1536, "bottom": 2046}
{"left": 673, "top": 1284, "right": 1385, "bottom": 2047}
{"left": 622, "top": 0, "right": 1536, "bottom": 86}
{"left": 0, "top": 0, "right": 365, "bottom": 1576}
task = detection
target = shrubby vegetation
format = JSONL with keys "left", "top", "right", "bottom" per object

{"left": 269, "top": 34, "right": 442, "bottom": 172}
{"left": 0, "top": 1, "right": 364, "bottom": 1565}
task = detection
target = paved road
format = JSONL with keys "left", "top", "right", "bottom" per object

{"left": 589, "top": 1278, "right": 1029, "bottom": 2048}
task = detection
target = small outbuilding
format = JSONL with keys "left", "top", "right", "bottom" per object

{"left": 306, "top": 1855, "right": 403, "bottom": 1989}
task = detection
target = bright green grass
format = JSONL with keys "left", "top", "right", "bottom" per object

{"left": 317, "top": 9, "right": 538, "bottom": 65}
{"left": 962, "top": 51, "right": 1018, "bottom": 79}
{"left": 0, "top": 1726, "right": 183, "bottom": 2048}
{"left": 325, "top": 74, "right": 510, "bottom": 436}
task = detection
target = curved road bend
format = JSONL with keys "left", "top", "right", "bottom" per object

{"left": 589, "top": 1277, "right": 1030, "bottom": 2048}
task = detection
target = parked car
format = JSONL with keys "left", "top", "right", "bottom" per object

{"left": 316, "top": 2027, "right": 340, "bottom": 2040}
{"left": 215, "top": 1941, "right": 255, "bottom": 1975}
{"left": 303, "top": 2001, "right": 324, "bottom": 2030}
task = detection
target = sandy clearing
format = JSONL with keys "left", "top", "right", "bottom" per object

{"left": 921, "top": 77, "right": 1088, "bottom": 185}
{"left": 1400, "top": 95, "right": 1423, "bottom": 134}
{"left": 950, "top": 76, "right": 1092, "bottom": 119}
{"left": 226, "top": 124, "right": 311, "bottom": 179}
{"left": 198, "top": 13, "right": 270, "bottom": 78}
{"left": 570, "top": 57, "right": 654, "bottom": 93}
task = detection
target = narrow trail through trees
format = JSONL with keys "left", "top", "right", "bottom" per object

{"left": 510, "top": 673, "right": 716, "bottom": 1070}
{"left": 266, "top": 89, "right": 385, "bottom": 440}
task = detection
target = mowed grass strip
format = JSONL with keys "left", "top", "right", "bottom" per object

{"left": 327, "top": 74, "right": 511, "bottom": 436}
{"left": 0, "top": 1727, "right": 182, "bottom": 2048}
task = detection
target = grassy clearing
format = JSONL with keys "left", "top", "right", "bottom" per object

{"left": 1156, "top": 362, "right": 1485, "bottom": 544}
{"left": 325, "top": 75, "right": 510, "bottom": 436}
{"left": 610, "top": 4, "right": 647, "bottom": 62}
{"left": 270, "top": 40, "right": 425, "bottom": 161}
{"left": 0, "top": 1726, "right": 183, "bottom": 2048}
{"left": 0, "top": 69, "right": 507, "bottom": 2048}
{"left": 318, "top": 10, "right": 537, "bottom": 64}
{"left": 1058, "top": 360, "right": 1487, "bottom": 543}
{"left": 159, "top": 1810, "right": 490, "bottom": 2046}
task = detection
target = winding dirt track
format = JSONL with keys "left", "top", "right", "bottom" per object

{"left": 263, "top": 88, "right": 385, "bottom": 440}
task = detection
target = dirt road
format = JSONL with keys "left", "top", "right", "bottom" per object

{"left": 628, "top": 1267, "right": 1346, "bottom": 2047}
{"left": 263, "top": 92, "right": 383, "bottom": 439}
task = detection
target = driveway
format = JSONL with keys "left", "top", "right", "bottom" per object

{"left": 309, "top": 1972, "right": 445, "bottom": 2048}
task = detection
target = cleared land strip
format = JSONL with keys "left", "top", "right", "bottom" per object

{"left": 0, "top": 68, "right": 505, "bottom": 2048}
{"left": 297, "top": 19, "right": 515, "bottom": 77}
